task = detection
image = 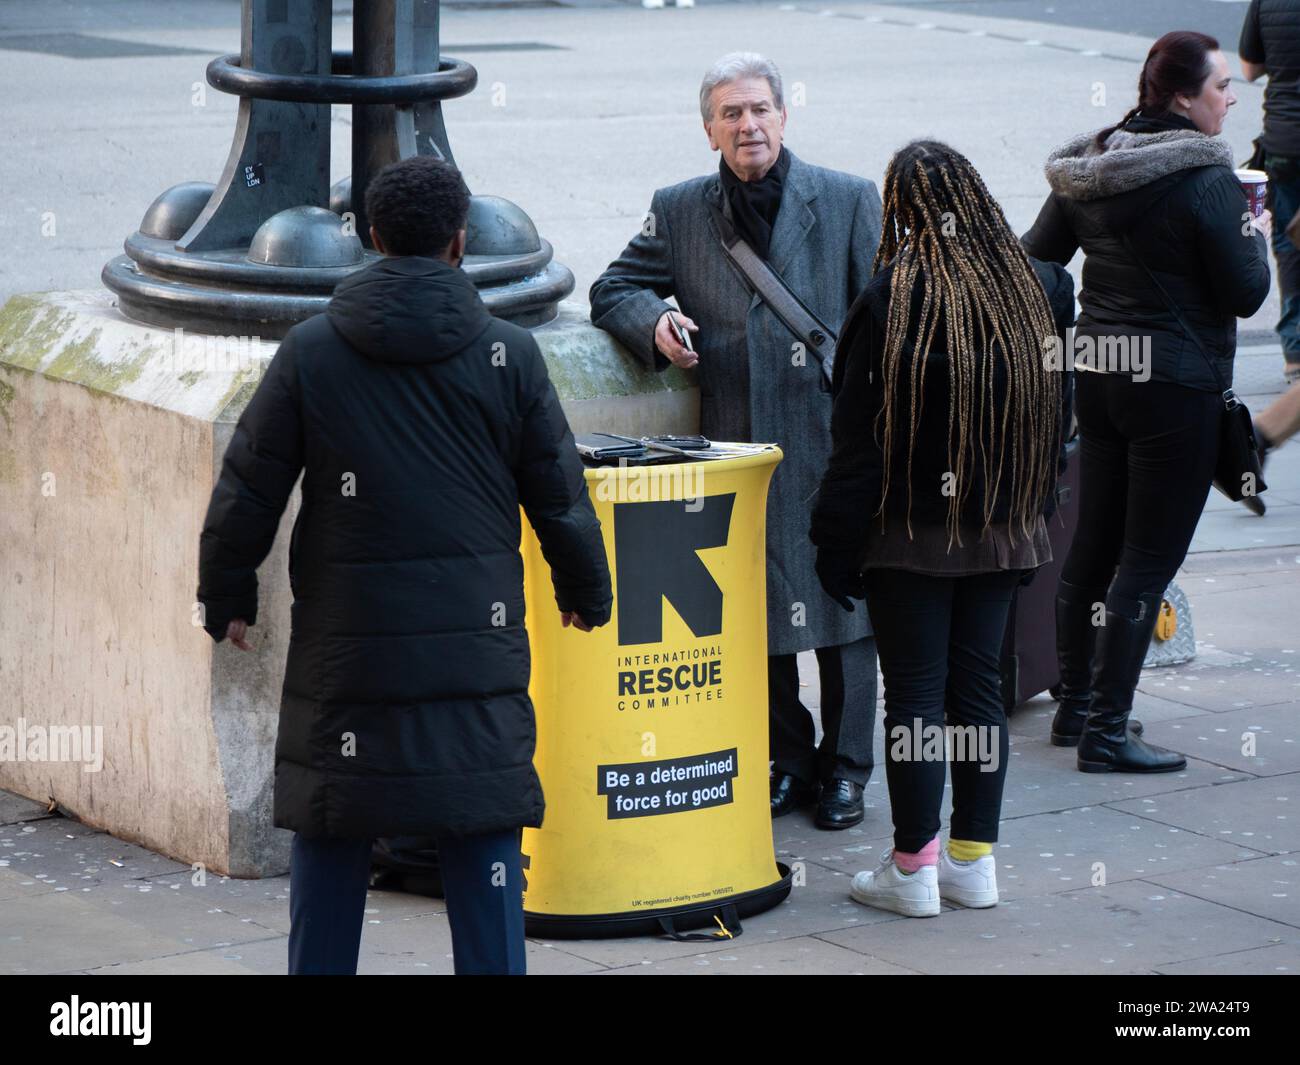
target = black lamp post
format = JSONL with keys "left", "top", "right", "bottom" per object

{"left": 103, "top": 0, "right": 573, "bottom": 337}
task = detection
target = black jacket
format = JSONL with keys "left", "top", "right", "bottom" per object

{"left": 1023, "top": 112, "right": 1271, "bottom": 392}
{"left": 197, "top": 255, "right": 612, "bottom": 839}
{"left": 809, "top": 256, "right": 1076, "bottom": 562}
{"left": 1240, "top": 0, "right": 1300, "bottom": 157}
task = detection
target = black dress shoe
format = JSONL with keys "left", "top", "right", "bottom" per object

{"left": 770, "top": 772, "right": 818, "bottom": 817}
{"left": 814, "top": 778, "right": 864, "bottom": 830}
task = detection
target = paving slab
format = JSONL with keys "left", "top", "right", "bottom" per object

{"left": 0, "top": 794, "right": 52, "bottom": 825}
{"left": 1147, "top": 705, "right": 1300, "bottom": 777}
{"left": 601, "top": 934, "right": 917, "bottom": 975}
{"left": 1008, "top": 691, "right": 1213, "bottom": 738}
{"left": 1154, "top": 942, "right": 1300, "bottom": 976}
{"left": 532, "top": 853, "right": 904, "bottom": 968}
{"left": 1140, "top": 661, "right": 1300, "bottom": 714}
{"left": 2, "top": 889, "right": 280, "bottom": 975}
{"left": 73, "top": 915, "right": 603, "bottom": 975}
{"left": 1107, "top": 774, "right": 1300, "bottom": 856}
{"left": 80, "top": 942, "right": 277, "bottom": 976}
{"left": 988, "top": 807, "right": 1261, "bottom": 902}
{"left": 1146, "top": 855, "right": 1300, "bottom": 931}
{"left": 817, "top": 879, "right": 1299, "bottom": 975}
{"left": 1190, "top": 505, "right": 1300, "bottom": 554}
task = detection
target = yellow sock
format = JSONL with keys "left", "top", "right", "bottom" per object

{"left": 947, "top": 839, "right": 992, "bottom": 862}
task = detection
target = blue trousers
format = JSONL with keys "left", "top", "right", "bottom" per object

{"left": 288, "top": 828, "right": 527, "bottom": 975}
{"left": 1265, "top": 153, "right": 1300, "bottom": 366}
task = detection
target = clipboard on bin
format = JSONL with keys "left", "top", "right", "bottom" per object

{"left": 574, "top": 433, "right": 713, "bottom": 466}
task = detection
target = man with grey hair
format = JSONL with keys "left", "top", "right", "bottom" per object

{"left": 589, "top": 52, "right": 883, "bottom": 830}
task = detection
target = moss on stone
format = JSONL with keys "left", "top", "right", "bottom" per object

{"left": 213, "top": 367, "right": 264, "bottom": 423}
{"left": 534, "top": 327, "right": 693, "bottom": 401}
{"left": 43, "top": 328, "right": 152, "bottom": 395}
{"left": 0, "top": 376, "right": 14, "bottom": 431}
{"left": 0, "top": 296, "right": 77, "bottom": 371}
{"left": 0, "top": 446, "right": 17, "bottom": 484}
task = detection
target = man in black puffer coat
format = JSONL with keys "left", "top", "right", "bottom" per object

{"left": 196, "top": 157, "right": 612, "bottom": 975}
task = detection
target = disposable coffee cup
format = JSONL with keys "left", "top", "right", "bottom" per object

{"left": 1237, "top": 168, "right": 1268, "bottom": 218}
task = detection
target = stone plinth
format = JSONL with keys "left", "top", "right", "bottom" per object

{"left": 0, "top": 290, "right": 697, "bottom": 876}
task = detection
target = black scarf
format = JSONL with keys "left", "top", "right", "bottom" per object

{"left": 718, "top": 145, "right": 791, "bottom": 260}
{"left": 1125, "top": 110, "right": 1199, "bottom": 135}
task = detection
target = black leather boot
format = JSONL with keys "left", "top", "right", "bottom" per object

{"left": 1051, "top": 580, "right": 1143, "bottom": 746}
{"left": 1077, "top": 591, "right": 1186, "bottom": 773}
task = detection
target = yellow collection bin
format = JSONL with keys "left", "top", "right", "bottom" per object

{"left": 520, "top": 446, "right": 793, "bottom": 937}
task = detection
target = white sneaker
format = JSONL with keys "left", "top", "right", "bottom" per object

{"left": 849, "top": 851, "right": 940, "bottom": 917}
{"left": 937, "top": 847, "right": 999, "bottom": 908}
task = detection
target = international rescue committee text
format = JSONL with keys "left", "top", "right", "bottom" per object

{"left": 615, "top": 643, "right": 723, "bottom": 712}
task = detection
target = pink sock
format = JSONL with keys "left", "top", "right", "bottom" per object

{"left": 893, "top": 837, "right": 940, "bottom": 873}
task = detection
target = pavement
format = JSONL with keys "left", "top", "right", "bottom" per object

{"left": 2, "top": 0, "right": 1299, "bottom": 974}
{"left": 4, "top": 348, "right": 1298, "bottom": 976}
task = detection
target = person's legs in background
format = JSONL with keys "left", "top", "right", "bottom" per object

{"left": 937, "top": 570, "right": 1019, "bottom": 908}
{"left": 812, "top": 635, "right": 878, "bottom": 829}
{"left": 1266, "top": 155, "right": 1300, "bottom": 383}
{"left": 768, "top": 651, "right": 820, "bottom": 815}
{"left": 849, "top": 569, "right": 950, "bottom": 917}
{"left": 436, "top": 828, "right": 527, "bottom": 975}
{"left": 1255, "top": 379, "right": 1300, "bottom": 451}
{"left": 288, "top": 833, "right": 373, "bottom": 975}
{"left": 1054, "top": 370, "right": 1131, "bottom": 746}
{"left": 1077, "top": 378, "right": 1220, "bottom": 773}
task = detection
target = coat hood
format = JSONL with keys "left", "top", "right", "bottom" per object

{"left": 1044, "top": 126, "right": 1234, "bottom": 203}
{"left": 326, "top": 254, "right": 494, "bottom": 364}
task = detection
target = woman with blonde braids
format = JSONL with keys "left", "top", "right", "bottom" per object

{"left": 810, "top": 140, "right": 1074, "bottom": 916}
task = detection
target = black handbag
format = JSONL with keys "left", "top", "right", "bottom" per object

{"left": 1120, "top": 234, "right": 1267, "bottom": 503}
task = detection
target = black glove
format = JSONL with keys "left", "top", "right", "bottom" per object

{"left": 815, "top": 550, "right": 868, "bottom": 612}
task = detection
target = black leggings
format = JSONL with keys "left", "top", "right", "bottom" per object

{"left": 1062, "top": 372, "right": 1221, "bottom": 614}
{"left": 863, "top": 567, "right": 1020, "bottom": 853}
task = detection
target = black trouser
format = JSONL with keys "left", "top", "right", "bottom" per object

{"left": 1061, "top": 372, "right": 1220, "bottom": 614}
{"left": 863, "top": 568, "right": 1018, "bottom": 853}
{"left": 768, "top": 636, "right": 877, "bottom": 787}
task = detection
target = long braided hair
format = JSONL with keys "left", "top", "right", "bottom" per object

{"left": 871, "top": 139, "right": 1061, "bottom": 549}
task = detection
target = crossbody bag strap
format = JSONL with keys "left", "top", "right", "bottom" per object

{"left": 1119, "top": 233, "right": 1240, "bottom": 412}
{"left": 706, "top": 196, "right": 838, "bottom": 384}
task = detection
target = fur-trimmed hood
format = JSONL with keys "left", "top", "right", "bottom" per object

{"left": 1044, "top": 126, "right": 1234, "bottom": 202}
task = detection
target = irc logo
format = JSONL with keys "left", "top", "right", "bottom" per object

{"left": 612, "top": 494, "right": 736, "bottom": 646}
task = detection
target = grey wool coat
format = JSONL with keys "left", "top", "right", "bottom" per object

{"left": 589, "top": 149, "right": 882, "bottom": 656}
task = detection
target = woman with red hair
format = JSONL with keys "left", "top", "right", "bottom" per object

{"left": 1024, "top": 31, "right": 1272, "bottom": 773}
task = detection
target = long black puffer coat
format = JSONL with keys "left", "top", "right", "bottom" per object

{"left": 197, "top": 255, "right": 612, "bottom": 840}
